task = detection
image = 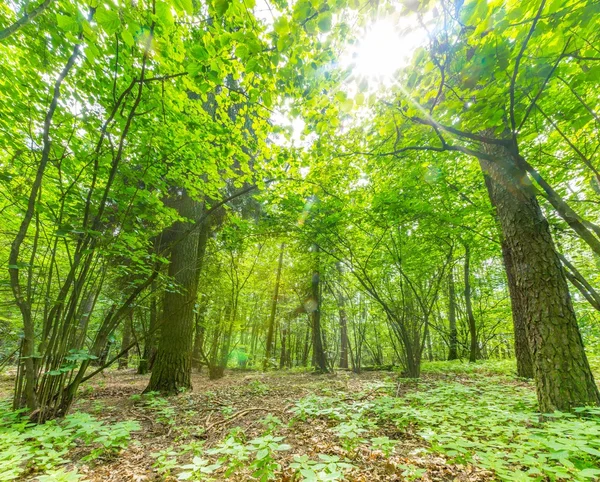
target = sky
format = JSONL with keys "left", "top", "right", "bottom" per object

{"left": 255, "top": 1, "right": 432, "bottom": 150}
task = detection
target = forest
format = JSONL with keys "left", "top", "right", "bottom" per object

{"left": 1, "top": 0, "right": 600, "bottom": 480}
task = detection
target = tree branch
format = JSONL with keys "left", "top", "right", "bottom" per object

{"left": 0, "top": 0, "right": 54, "bottom": 41}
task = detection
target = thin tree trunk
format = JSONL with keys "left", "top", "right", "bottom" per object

{"left": 264, "top": 243, "right": 285, "bottom": 369}
{"left": 138, "top": 285, "right": 158, "bottom": 375}
{"left": 559, "top": 254, "right": 600, "bottom": 311}
{"left": 335, "top": 264, "right": 349, "bottom": 369}
{"left": 118, "top": 312, "right": 133, "bottom": 369}
{"left": 447, "top": 267, "right": 458, "bottom": 360}
{"left": 464, "top": 244, "right": 478, "bottom": 362}
{"left": 311, "top": 246, "right": 328, "bottom": 373}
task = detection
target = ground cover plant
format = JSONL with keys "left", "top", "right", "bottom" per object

{"left": 1, "top": 361, "right": 599, "bottom": 480}
{"left": 2, "top": 0, "right": 600, "bottom": 479}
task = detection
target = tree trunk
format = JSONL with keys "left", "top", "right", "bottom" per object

{"left": 464, "top": 244, "right": 478, "bottom": 362}
{"left": 264, "top": 243, "right": 285, "bottom": 369}
{"left": 279, "top": 320, "right": 288, "bottom": 369}
{"left": 311, "top": 246, "right": 328, "bottom": 373}
{"left": 447, "top": 267, "right": 458, "bottom": 360}
{"left": 138, "top": 285, "right": 158, "bottom": 375}
{"left": 335, "top": 264, "right": 349, "bottom": 369}
{"left": 479, "top": 142, "right": 600, "bottom": 412}
{"left": 145, "top": 191, "right": 202, "bottom": 394}
{"left": 192, "top": 305, "right": 206, "bottom": 372}
{"left": 118, "top": 312, "right": 133, "bottom": 369}
{"left": 482, "top": 173, "right": 533, "bottom": 378}
{"left": 502, "top": 240, "right": 534, "bottom": 378}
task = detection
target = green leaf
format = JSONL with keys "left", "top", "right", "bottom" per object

{"left": 173, "top": 0, "right": 194, "bottom": 14}
{"left": 317, "top": 11, "right": 332, "bottom": 32}
{"left": 121, "top": 29, "right": 134, "bottom": 47}
{"left": 56, "top": 14, "right": 79, "bottom": 33}
{"left": 96, "top": 8, "right": 120, "bottom": 35}
{"left": 214, "top": 0, "right": 231, "bottom": 16}
{"left": 155, "top": 1, "right": 174, "bottom": 26}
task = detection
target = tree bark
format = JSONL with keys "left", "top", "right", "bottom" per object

{"left": 447, "top": 267, "right": 459, "bottom": 360}
{"left": 479, "top": 142, "right": 600, "bottom": 411}
{"left": 118, "top": 312, "right": 133, "bottom": 369}
{"left": 145, "top": 191, "right": 202, "bottom": 394}
{"left": 311, "top": 246, "right": 328, "bottom": 373}
{"left": 264, "top": 243, "right": 285, "bottom": 369}
{"left": 502, "top": 240, "right": 534, "bottom": 378}
{"left": 482, "top": 173, "right": 533, "bottom": 378}
{"left": 138, "top": 284, "right": 158, "bottom": 375}
{"left": 464, "top": 244, "right": 479, "bottom": 362}
{"left": 335, "top": 264, "right": 349, "bottom": 369}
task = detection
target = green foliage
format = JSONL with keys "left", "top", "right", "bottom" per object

{"left": 290, "top": 454, "right": 355, "bottom": 481}
{"left": 135, "top": 392, "right": 176, "bottom": 426}
{"left": 248, "top": 435, "right": 292, "bottom": 481}
{"left": 246, "top": 380, "right": 270, "bottom": 396}
{"left": 35, "top": 468, "right": 85, "bottom": 482}
{"left": 369, "top": 436, "right": 397, "bottom": 457}
{"left": 393, "top": 380, "right": 600, "bottom": 480}
{"left": 291, "top": 362, "right": 600, "bottom": 481}
{"left": 177, "top": 456, "right": 222, "bottom": 481}
{"left": 151, "top": 447, "right": 180, "bottom": 476}
{"left": 0, "top": 401, "right": 139, "bottom": 481}
{"left": 332, "top": 420, "right": 367, "bottom": 451}
{"left": 259, "top": 414, "right": 284, "bottom": 434}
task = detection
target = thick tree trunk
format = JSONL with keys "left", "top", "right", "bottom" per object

{"left": 479, "top": 142, "right": 600, "bottom": 412}
{"left": 464, "top": 244, "right": 478, "bottom": 362}
{"left": 264, "top": 243, "right": 285, "bottom": 369}
{"left": 482, "top": 173, "right": 533, "bottom": 378}
{"left": 145, "top": 191, "right": 201, "bottom": 394}
{"left": 502, "top": 240, "right": 534, "bottom": 378}
{"left": 447, "top": 267, "right": 458, "bottom": 360}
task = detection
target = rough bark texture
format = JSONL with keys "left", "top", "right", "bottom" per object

{"left": 145, "top": 191, "right": 202, "bottom": 394}
{"left": 482, "top": 173, "right": 533, "bottom": 378}
{"left": 502, "top": 240, "right": 534, "bottom": 378}
{"left": 479, "top": 142, "right": 599, "bottom": 412}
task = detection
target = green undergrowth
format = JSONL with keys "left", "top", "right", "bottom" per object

{"left": 0, "top": 400, "right": 140, "bottom": 481}
{"left": 420, "top": 358, "right": 518, "bottom": 377}
{"left": 292, "top": 369, "right": 600, "bottom": 481}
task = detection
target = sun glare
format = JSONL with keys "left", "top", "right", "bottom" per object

{"left": 352, "top": 17, "right": 427, "bottom": 83}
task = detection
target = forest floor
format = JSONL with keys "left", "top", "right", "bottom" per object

{"left": 2, "top": 359, "right": 600, "bottom": 482}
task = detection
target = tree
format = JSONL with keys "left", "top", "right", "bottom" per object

{"left": 146, "top": 191, "right": 202, "bottom": 394}
{"left": 264, "top": 243, "right": 285, "bottom": 369}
